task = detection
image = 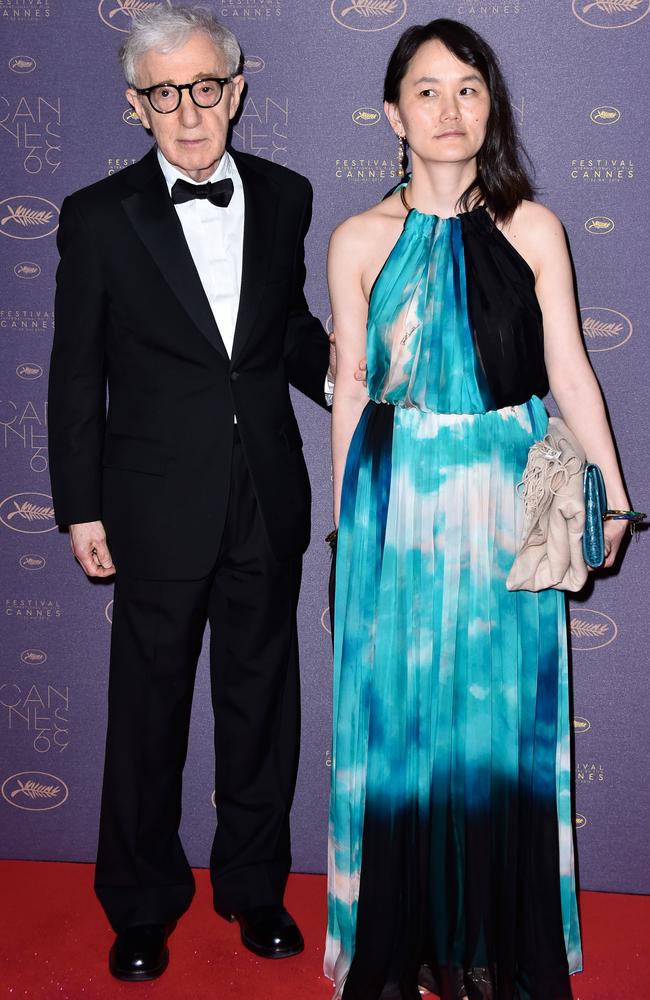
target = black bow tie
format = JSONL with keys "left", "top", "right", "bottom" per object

{"left": 171, "top": 177, "right": 234, "bottom": 208}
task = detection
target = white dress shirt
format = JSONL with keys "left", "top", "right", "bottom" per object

{"left": 158, "top": 147, "right": 244, "bottom": 358}
{"left": 158, "top": 147, "right": 333, "bottom": 405}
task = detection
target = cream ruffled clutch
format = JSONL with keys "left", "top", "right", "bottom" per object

{"left": 506, "top": 417, "right": 589, "bottom": 592}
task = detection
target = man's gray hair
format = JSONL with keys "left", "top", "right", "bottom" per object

{"left": 119, "top": 5, "right": 242, "bottom": 86}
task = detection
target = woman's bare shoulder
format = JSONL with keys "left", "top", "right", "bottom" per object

{"left": 330, "top": 191, "right": 405, "bottom": 254}
{"left": 507, "top": 199, "right": 566, "bottom": 242}
{"left": 500, "top": 200, "right": 568, "bottom": 276}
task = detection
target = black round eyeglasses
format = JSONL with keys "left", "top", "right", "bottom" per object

{"left": 135, "top": 77, "right": 232, "bottom": 114}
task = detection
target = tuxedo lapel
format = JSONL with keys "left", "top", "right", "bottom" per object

{"left": 231, "top": 151, "right": 279, "bottom": 366}
{"left": 121, "top": 150, "right": 229, "bottom": 360}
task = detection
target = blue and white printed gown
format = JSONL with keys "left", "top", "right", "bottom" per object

{"left": 325, "top": 207, "right": 582, "bottom": 1000}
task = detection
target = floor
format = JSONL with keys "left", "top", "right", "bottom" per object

{"left": 1, "top": 861, "right": 648, "bottom": 999}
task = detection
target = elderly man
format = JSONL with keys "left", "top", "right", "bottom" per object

{"left": 48, "top": 6, "right": 332, "bottom": 981}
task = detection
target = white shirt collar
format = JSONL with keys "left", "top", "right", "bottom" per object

{"left": 157, "top": 147, "right": 234, "bottom": 195}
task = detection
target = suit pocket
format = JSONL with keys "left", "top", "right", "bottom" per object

{"left": 279, "top": 415, "right": 303, "bottom": 452}
{"left": 102, "top": 433, "right": 167, "bottom": 477}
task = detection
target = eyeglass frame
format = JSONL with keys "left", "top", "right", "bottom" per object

{"left": 134, "top": 76, "right": 233, "bottom": 114}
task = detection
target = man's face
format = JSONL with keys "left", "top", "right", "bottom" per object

{"left": 127, "top": 30, "right": 244, "bottom": 182}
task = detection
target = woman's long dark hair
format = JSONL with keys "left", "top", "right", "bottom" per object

{"left": 384, "top": 19, "right": 534, "bottom": 222}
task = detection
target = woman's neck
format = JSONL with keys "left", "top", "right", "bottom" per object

{"left": 405, "top": 158, "right": 479, "bottom": 218}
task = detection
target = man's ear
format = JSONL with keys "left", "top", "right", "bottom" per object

{"left": 229, "top": 74, "right": 245, "bottom": 121}
{"left": 126, "top": 88, "right": 151, "bottom": 131}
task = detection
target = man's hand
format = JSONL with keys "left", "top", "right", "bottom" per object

{"left": 69, "top": 521, "right": 116, "bottom": 578}
{"left": 327, "top": 332, "right": 337, "bottom": 383}
{"left": 328, "top": 330, "right": 367, "bottom": 386}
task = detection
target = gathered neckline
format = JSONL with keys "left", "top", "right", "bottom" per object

{"left": 405, "top": 204, "right": 488, "bottom": 222}
{"left": 399, "top": 202, "right": 536, "bottom": 284}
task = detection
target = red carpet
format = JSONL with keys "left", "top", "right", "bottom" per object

{"left": 0, "top": 861, "right": 648, "bottom": 999}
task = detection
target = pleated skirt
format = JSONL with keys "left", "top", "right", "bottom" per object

{"left": 325, "top": 397, "right": 582, "bottom": 1000}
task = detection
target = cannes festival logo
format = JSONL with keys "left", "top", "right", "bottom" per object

{"left": 14, "top": 262, "right": 41, "bottom": 279}
{"left": 2, "top": 771, "right": 68, "bottom": 811}
{"left": 570, "top": 608, "right": 618, "bottom": 651}
{"left": 573, "top": 0, "right": 650, "bottom": 29}
{"left": 0, "top": 493, "right": 56, "bottom": 534}
{"left": 105, "top": 599, "right": 114, "bottom": 625}
{"left": 244, "top": 56, "right": 265, "bottom": 73}
{"left": 20, "top": 648, "right": 47, "bottom": 664}
{"left": 19, "top": 554, "right": 46, "bottom": 571}
{"left": 590, "top": 106, "right": 621, "bottom": 125}
{"left": 575, "top": 813, "right": 587, "bottom": 829}
{"left": 0, "top": 197, "right": 59, "bottom": 241}
{"left": 573, "top": 717, "right": 592, "bottom": 734}
{"left": 584, "top": 216, "right": 614, "bottom": 234}
{"left": 353, "top": 107, "right": 381, "bottom": 126}
{"left": 9, "top": 56, "right": 36, "bottom": 74}
{"left": 122, "top": 108, "right": 141, "bottom": 126}
{"left": 98, "top": 0, "right": 171, "bottom": 33}
{"left": 581, "top": 307, "right": 632, "bottom": 352}
{"left": 320, "top": 607, "right": 332, "bottom": 635}
{"left": 331, "top": 0, "right": 407, "bottom": 32}
{"left": 16, "top": 363, "right": 43, "bottom": 380}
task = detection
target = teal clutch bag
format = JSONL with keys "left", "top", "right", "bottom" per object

{"left": 583, "top": 464, "right": 606, "bottom": 568}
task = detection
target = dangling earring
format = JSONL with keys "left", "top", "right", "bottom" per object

{"left": 397, "top": 134, "right": 407, "bottom": 177}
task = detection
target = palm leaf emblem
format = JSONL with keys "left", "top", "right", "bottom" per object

{"left": 109, "top": 0, "right": 160, "bottom": 18}
{"left": 6, "top": 501, "right": 55, "bottom": 522}
{"left": 1, "top": 204, "right": 53, "bottom": 228}
{"left": 340, "top": 0, "right": 398, "bottom": 16}
{"left": 11, "top": 779, "right": 61, "bottom": 800}
{"left": 583, "top": 0, "right": 642, "bottom": 12}
{"left": 582, "top": 318, "right": 623, "bottom": 338}
{"left": 570, "top": 617, "right": 609, "bottom": 639}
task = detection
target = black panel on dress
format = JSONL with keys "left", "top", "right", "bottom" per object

{"left": 461, "top": 209, "right": 549, "bottom": 410}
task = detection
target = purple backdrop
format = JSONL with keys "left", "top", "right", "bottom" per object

{"left": 1, "top": 0, "right": 648, "bottom": 894}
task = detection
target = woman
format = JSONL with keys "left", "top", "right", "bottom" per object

{"left": 326, "top": 19, "right": 632, "bottom": 1000}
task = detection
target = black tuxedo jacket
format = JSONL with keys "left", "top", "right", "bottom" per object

{"left": 48, "top": 147, "right": 330, "bottom": 579}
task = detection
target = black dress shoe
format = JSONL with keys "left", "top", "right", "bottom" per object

{"left": 108, "top": 923, "right": 171, "bottom": 981}
{"left": 229, "top": 904, "right": 304, "bottom": 959}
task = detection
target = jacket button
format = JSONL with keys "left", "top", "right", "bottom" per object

{"left": 230, "top": 370, "right": 239, "bottom": 381}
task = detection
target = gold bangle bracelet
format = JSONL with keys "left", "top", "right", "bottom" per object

{"left": 603, "top": 509, "right": 646, "bottom": 522}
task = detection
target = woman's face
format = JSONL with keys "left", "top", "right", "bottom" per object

{"left": 385, "top": 38, "right": 491, "bottom": 169}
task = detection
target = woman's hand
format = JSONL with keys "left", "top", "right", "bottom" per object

{"left": 595, "top": 519, "right": 629, "bottom": 571}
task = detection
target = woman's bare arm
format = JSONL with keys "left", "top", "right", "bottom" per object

{"left": 329, "top": 217, "right": 372, "bottom": 527}
{"left": 512, "top": 201, "right": 631, "bottom": 566}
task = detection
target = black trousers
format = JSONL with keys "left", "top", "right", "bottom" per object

{"left": 94, "top": 434, "right": 302, "bottom": 932}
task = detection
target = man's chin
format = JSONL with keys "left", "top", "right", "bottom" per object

{"left": 171, "top": 155, "right": 223, "bottom": 182}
